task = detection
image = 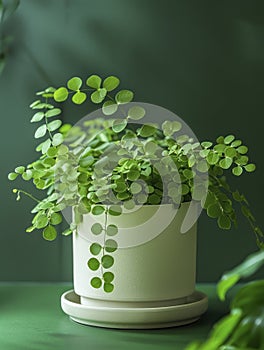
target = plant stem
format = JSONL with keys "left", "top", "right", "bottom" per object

{"left": 16, "top": 189, "right": 41, "bottom": 203}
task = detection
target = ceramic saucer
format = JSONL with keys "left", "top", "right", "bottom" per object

{"left": 61, "top": 290, "right": 208, "bottom": 329}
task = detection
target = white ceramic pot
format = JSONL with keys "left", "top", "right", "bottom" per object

{"left": 73, "top": 202, "right": 197, "bottom": 305}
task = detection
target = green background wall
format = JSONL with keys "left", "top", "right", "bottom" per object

{"left": 1, "top": 0, "right": 263, "bottom": 282}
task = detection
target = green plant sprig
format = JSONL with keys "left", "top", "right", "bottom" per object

{"left": 8, "top": 73, "right": 263, "bottom": 293}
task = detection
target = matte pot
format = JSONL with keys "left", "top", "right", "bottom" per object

{"left": 73, "top": 202, "right": 197, "bottom": 306}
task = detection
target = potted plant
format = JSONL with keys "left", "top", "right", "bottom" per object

{"left": 8, "top": 74, "right": 263, "bottom": 328}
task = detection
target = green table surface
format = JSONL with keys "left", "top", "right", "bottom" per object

{"left": 0, "top": 283, "right": 230, "bottom": 350}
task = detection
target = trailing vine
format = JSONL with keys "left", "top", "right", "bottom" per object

{"left": 87, "top": 205, "right": 119, "bottom": 292}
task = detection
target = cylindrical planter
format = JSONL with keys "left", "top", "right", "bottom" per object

{"left": 61, "top": 203, "right": 208, "bottom": 328}
{"left": 74, "top": 203, "right": 197, "bottom": 303}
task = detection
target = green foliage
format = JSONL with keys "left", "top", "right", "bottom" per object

{"left": 217, "top": 250, "right": 264, "bottom": 301}
{"left": 186, "top": 250, "right": 264, "bottom": 350}
{"left": 8, "top": 73, "right": 262, "bottom": 296}
{"left": 115, "top": 90, "right": 134, "bottom": 104}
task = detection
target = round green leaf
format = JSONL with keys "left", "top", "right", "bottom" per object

{"left": 127, "top": 170, "right": 140, "bottom": 181}
{"left": 162, "top": 121, "right": 173, "bottom": 136}
{"left": 42, "top": 225, "right": 57, "bottom": 241}
{"left": 115, "top": 90, "right": 134, "bottom": 104}
{"left": 50, "top": 212, "right": 62, "bottom": 225}
{"left": 47, "top": 147, "right": 58, "bottom": 157}
{"left": 103, "top": 76, "right": 120, "bottom": 91}
{"left": 91, "top": 88, "right": 107, "bottom": 103}
{"left": 105, "top": 239, "right": 118, "bottom": 253}
{"left": 31, "top": 112, "right": 45, "bottom": 123}
{"left": 138, "top": 124, "right": 156, "bottom": 137}
{"left": 52, "top": 133, "right": 64, "bottom": 146}
{"left": 181, "top": 184, "right": 190, "bottom": 195}
{"left": 232, "top": 166, "right": 243, "bottom": 176}
{"left": 235, "top": 155, "right": 249, "bottom": 166}
{"left": 104, "top": 283, "right": 114, "bottom": 293}
{"left": 88, "top": 257, "right": 100, "bottom": 271}
{"left": 72, "top": 91, "right": 87, "bottom": 104}
{"left": 144, "top": 141, "right": 158, "bottom": 155}
{"left": 219, "top": 157, "right": 232, "bottom": 169}
{"left": 41, "top": 139, "right": 52, "bottom": 153}
{"left": 207, "top": 152, "right": 220, "bottom": 165}
{"left": 112, "top": 119, "right": 127, "bottom": 133}
{"left": 224, "top": 135, "right": 235, "bottom": 145}
{"left": 90, "top": 243, "right": 102, "bottom": 255}
{"left": 172, "top": 121, "right": 182, "bottom": 132}
{"left": 244, "top": 163, "right": 256, "bottom": 172}
{"left": 183, "top": 169, "right": 194, "bottom": 179}
{"left": 218, "top": 214, "right": 231, "bottom": 230}
{"left": 8, "top": 172, "right": 18, "bottom": 181}
{"left": 197, "top": 161, "right": 209, "bottom": 173}
{"left": 91, "top": 223, "right": 103, "bottom": 235}
{"left": 72, "top": 91, "right": 87, "bottom": 105}
{"left": 36, "top": 214, "right": 49, "bottom": 229}
{"left": 46, "top": 108, "right": 62, "bottom": 118}
{"left": 114, "top": 181, "right": 127, "bottom": 193}
{"left": 34, "top": 124, "right": 47, "bottom": 139}
{"left": 225, "top": 147, "right": 237, "bottom": 158}
{"left": 207, "top": 203, "right": 222, "bottom": 218}
{"left": 237, "top": 146, "right": 248, "bottom": 154}
{"left": 231, "top": 140, "right": 242, "bottom": 147}
{"left": 101, "top": 255, "right": 114, "bottom": 269}
{"left": 15, "top": 166, "right": 25, "bottom": 174}
{"left": 192, "top": 184, "right": 207, "bottom": 201}
{"left": 59, "top": 124, "right": 72, "bottom": 134}
{"left": 58, "top": 144, "right": 69, "bottom": 155}
{"left": 43, "top": 158, "right": 55, "bottom": 167}
{"left": 214, "top": 144, "right": 227, "bottom": 154}
{"left": 108, "top": 205, "right": 122, "bottom": 216}
{"left": 148, "top": 193, "right": 161, "bottom": 205}
{"left": 136, "top": 193, "right": 148, "bottom": 204}
{"left": 86, "top": 75, "right": 102, "bottom": 89}
{"left": 199, "top": 150, "right": 209, "bottom": 159}
{"left": 201, "top": 141, "right": 213, "bottom": 149}
{"left": 48, "top": 120, "right": 62, "bottom": 132}
{"left": 124, "top": 199, "right": 135, "bottom": 210}
{"left": 130, "top": 182, "right": 142, "bottom": 194}
{"left": 106, "top": 224, "right": 118, "bottom": 236}
{"left": 128, "top": 106, "right": 145, "bottom": 120}
{"left": 103, "top": 272, "right": 114, "bottom": 283}
{"left": 102, "top": 101, "right": 118, "bottom": 115}
{"left": 67, "top": 77, "right": 82, "bottom": 91}
{"left": 54, "top": 87, "right": 68, "bottom": 102}
{"left": 92, "top": 205, "right": 105, "bottom": 215}
{"left": 90, "top": 277, "right": 102, "bottom": 289}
